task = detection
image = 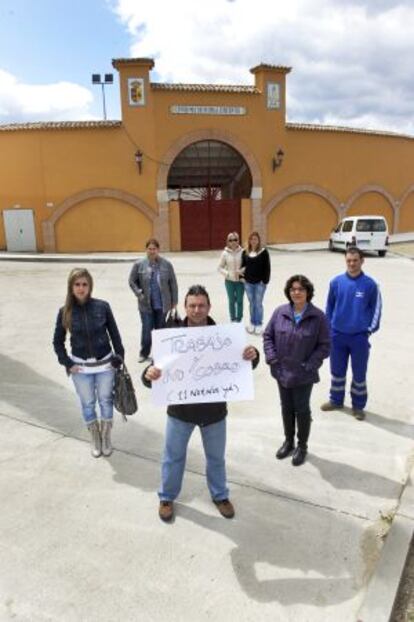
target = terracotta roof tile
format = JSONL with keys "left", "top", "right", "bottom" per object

{"left": 250, "top": 63, "right": 291, "bottom": 74}
{"left": 0, "top": 121, "right": 122, "bottom": 132}
{"left": 151, "top": 82, "right": 260, "bottom": 94}
{"left": 286, "top": 122, "right": 414, "bottom": 140}
{"left": 112, "top": 57, "right": 154, "bottom": 70}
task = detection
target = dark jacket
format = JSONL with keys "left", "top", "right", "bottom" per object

{"left": 241, "top": 247, "right": 271, "bottom": 284}
{"left": 129, "top": 256, "right": 178, "bottom": 314}
{"left": 263, "top": 303, "right": 330, "bottom": 388}
{"left": 53, "top": 297, "right": 125, "bottom": 372}
{"left": 142, "top": 316, "right": 260, "bottom": 427}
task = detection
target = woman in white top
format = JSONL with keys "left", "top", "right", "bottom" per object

{"left": 218, "top": 232, "right": 244, "bottom": 322}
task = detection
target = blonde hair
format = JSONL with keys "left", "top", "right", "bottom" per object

{"left": 226, "top": 231, "right": 240, "bottom": 243}
{"left": 62, "top": 268, "right": 93, "bottom": 331}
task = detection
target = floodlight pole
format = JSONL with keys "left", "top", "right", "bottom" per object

{"left": 91, "top": 73, "right": 113, "bottom": 121}
{"left": 101, "top": 83, "right": 107, "bottom": 120}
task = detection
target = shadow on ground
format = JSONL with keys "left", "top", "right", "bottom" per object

{"left": 0, "top": 352, "right": 407, "bottom": 607}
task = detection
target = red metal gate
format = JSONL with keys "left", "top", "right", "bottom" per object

{"left": 180, "top": 198, "right": 241, "bottom": 251}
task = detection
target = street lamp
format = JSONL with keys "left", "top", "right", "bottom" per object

{"left": 135, "top": 150, "right": 143, "bottom": 174}
{"left": 272, "top": 148, "right": 285, "bottom": 171}
{"left": 92, "top": 73, "right": 113, "bottom": 120}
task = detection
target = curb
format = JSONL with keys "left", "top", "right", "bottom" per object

{"left": 356, "top": 466, "right": 414, "bottom": 622}
{"left": 0, "top": 253, "right": 137, "bottom": 263}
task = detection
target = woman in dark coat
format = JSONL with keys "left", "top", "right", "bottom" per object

{"left": 263, "top": 275, "right": 330, "bottom": 466}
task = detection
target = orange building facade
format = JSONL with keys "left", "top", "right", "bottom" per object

{"left": 0, "top": 57, "right": 413, "bottom": 252}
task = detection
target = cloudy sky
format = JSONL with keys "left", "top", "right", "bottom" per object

{"left": 0, "top": 0, "right": 413, "bottom": 134}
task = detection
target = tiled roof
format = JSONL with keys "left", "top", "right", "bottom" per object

{"left": 0, "top": 121, "right": 122, "bottom": 132}
{"left": 286, "top": 122, "right": 414, "bottom": 140}
{"left": 112, "top": 57, "right": 154, "bottom": 70}
{"left": 250, "top": 63, "right": 291, "bottom": 74}
{"left": 151, "top": 82, "right": 260, "bottom": 94}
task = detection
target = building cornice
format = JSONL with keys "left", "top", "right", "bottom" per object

{"left": 0, "top": 121, "right": 122, "bottom": 132}
{"left": 286, "top": 122, "right": 414, "bottom": 140}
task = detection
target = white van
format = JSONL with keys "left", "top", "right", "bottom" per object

{"left": 329, "top": 215, "right": 389, "bottom": 257}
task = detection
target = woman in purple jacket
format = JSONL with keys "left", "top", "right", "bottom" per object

{"left": 263, "top": 275, "right": 330, "bottom": 466}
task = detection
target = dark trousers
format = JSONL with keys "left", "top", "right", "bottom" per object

{"left": 277, "top": 382, "right": 313, "bottom": 449}
{"left": 139, "top": 308, "right": 165, "bottom": 357}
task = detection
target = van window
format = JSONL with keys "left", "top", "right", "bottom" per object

{"left": 342, "top": 221, "right": 353, "bottom": 232}
{"left": 356, "top": 219, "right": 386, "bottom": 232}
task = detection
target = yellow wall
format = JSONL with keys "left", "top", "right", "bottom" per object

{"left": 0, "top": 59, "right": 413, "bottom": 252}
{"left": 346, "top": 192, "right": 394, "bottom": 231}
{"left": 267, "top": 193, "right": 337, "bottom": 243}
{"left": 55, "top": 197, "right": 152, "bottom": 252}
{"left": 400, "top": 193, "right": 414, "bottom": 232}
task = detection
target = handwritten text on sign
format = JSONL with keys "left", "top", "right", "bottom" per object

{"left": 151, "top": 323, "right": 254, "bottom": 406}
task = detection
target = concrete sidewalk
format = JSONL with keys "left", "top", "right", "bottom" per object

{"left": 0, "top": 231, "right": 413, "bottom": 263}
{"left": 1, "top": 250, "right": 413, "bottom": 621}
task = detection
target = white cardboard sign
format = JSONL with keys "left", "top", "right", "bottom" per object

{"left": 151, "top": 323, "right": 254, "bottom": 406}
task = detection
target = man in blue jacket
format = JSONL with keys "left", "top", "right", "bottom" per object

{"left": 321, "top": 246, "right": 382, "bottom": 420}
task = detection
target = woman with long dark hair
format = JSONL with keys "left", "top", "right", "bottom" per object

{"left": 53, "top": 268, "right": 124, "bottom": 458}
{"left": 241, "top": 231, "right": 271, "bottom": 335}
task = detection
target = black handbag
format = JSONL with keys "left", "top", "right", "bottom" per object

{"left": 113, "top": 362, "right": 138, "bottom": 421}
{"left": 165, "top": 308, "right": 182, "bottom": 328}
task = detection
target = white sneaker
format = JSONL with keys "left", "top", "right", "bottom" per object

{"left": 254, "top": 326, "right": 263, "bottom": 335}
{"left": 246, "top": 324, "right": 254, "bottom": 334}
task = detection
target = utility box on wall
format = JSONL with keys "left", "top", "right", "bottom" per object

{"left": 3, "top": 209, "right": 37, "bottom": 252}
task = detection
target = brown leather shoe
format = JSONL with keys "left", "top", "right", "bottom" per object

{"left": 158, "top": 501, "right": 174, "bottom": 522}
{"left": 353, "top": 408, "right": 366, "bottom": 421}
{"left": 320, "top": 401, "right": 343, "bottom": 411}
{"left": 213, "top": 499, "right": 235, "bottom": 519}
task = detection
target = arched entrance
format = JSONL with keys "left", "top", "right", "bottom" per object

{"left": 167, "top": 140, "right": 252, "bottom": 250}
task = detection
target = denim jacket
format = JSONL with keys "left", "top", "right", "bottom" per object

{"left": 53, "top": 298, "right": 125, "bottom": 372}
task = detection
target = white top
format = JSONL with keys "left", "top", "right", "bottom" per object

{"left": 218, "top": 245, "right": 244, "bottom": 282}
{"left": 71, "top": 354, "right": 113, "bottom": 375}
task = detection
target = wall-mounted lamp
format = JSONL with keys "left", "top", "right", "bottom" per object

{"left": 135, "top": 150, "right": 143, "bottom": 174}
{"left": 272, "top": 148, "right": 285, "bottom": 171}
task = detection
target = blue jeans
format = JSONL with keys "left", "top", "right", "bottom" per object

{"left": 139, "top": 308, "right": 165, "bottom": 357}
{"left": 159, "top": 417, "right": 229, "bottom": 502}
{"left": 72, "top": 369, "right": 115, "bottom": 425}
{"left": 244, "top": 281, "right": 267, "bottom": 326}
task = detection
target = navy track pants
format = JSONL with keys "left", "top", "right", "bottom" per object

{"left": 329, "top": 331, "right": 370, "bottom": 409}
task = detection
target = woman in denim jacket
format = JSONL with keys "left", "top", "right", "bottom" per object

{"left": 263, "top": 275, "right": 330, "bottom": 466}
{"left": 53, "top": 268, "right": 125, "bottom": 458}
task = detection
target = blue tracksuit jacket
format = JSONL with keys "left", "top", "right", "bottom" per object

{"left": 326, "top": 271, "right": 382, "bottom": 335}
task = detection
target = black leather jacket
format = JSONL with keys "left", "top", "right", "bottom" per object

{"left": 53, "top": 298, "right": 124, "bottom": 372}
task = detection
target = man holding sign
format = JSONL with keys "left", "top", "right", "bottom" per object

{"left": 143, "top": 285, "right": 259, "bottom": 522}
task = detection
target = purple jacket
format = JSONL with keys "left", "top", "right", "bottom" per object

{"left": 263, "top": 303, "right": 330, "bottom": 388}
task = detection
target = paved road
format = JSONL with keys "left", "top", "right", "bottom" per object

{"left": 1, "top": 250, "right": 413, "bottom": 621}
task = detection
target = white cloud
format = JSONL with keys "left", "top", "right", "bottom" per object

{"left": 114, "top": 0, "right": 414, "bottom": 135}
{"left": 0, "top": 69, "right": 94, "bottom": 122}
